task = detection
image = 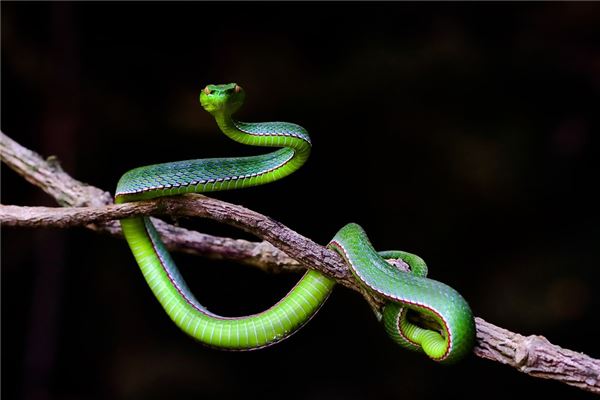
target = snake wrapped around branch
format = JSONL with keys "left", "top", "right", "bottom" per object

{"left": 115, "top": 83, "right": 475, "bottom": 364}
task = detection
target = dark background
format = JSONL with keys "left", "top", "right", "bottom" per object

{"left": 2, "top": 2, "right": 599, "bottom": 399}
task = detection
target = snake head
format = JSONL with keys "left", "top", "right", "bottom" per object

{"left": 200, "top": 83, "right": 245, "bottom": 115}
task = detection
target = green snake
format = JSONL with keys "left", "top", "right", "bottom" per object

{"left": 115, "top": 83, "right": 475, "bottom": 363}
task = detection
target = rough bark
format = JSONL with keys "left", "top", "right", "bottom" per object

{"left": 2, "top": 130, "right": 599, "bottom": 394}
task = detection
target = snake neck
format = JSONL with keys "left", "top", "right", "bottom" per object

{"left": 211, "top": 111, "right": 312, "bottom": 181}
{"left": 215, "top": 112, "right": 310, "bottom": 150}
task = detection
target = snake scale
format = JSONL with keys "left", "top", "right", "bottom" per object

{"left": 115, "top": 83, "right": 475, "bottom": 363}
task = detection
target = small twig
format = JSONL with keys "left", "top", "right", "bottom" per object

{"left": 2, "top": 130, "right": 599, "bottom": 394}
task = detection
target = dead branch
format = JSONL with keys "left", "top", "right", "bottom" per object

{"left": 2, "top": 130, "right": 598, "bottom": 394}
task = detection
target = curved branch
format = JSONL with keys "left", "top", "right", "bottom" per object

{"left": 2, "top": 130, "right": 599, "bottom": 394}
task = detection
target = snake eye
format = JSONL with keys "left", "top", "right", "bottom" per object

{"left": 203, "top": 87, "right": 212, "bottom": 95}
{"left": 234, "top": 84, "right": 242, "bottom": 93}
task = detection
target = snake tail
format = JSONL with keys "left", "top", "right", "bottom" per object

{"left": 328, "top": 223, "right": 476, "bottom": 364}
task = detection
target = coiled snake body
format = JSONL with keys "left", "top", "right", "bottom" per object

{"left": 116, "top": 83, "right": 475, "bottom": 363}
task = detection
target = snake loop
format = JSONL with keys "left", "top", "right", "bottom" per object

{"left": 116, "top": 83, "right": 475, "bottom": 361}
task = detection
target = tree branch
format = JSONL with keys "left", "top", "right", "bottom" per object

{"left": 0, "top": 131, "right": 303, "bottom": 274}
{"left": 2, "top": 130, "right": 599, "bottom": 394}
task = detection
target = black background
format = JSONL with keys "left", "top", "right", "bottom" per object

{"left": 2, "top": 2, "right": 599, "bottom": 399}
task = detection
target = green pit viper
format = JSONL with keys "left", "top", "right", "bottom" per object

{"left": 115, "top": 83, "right": 475, "bottom": 364}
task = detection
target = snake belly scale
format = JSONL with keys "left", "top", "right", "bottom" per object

{"left": 115, "top": 83, "right": 475, "bottom": 361}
